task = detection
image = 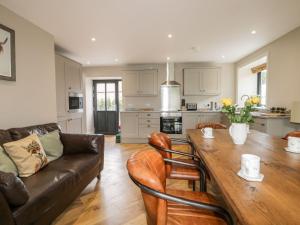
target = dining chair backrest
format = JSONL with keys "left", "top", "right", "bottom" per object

{"left": 148, "top": 132, "right": 172, "bottom": 176}
{"left": 196, "top": 122, "right": 227, "bottom": 130}
{"left": 283, "top": 130, "right": 300, "bottom": 140}
{"left": 127, "top": 150, "right": 168, "bottom": 225}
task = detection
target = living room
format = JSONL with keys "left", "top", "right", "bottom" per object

{"left": 0, "top": 1, "right": 300, "bottom": 225}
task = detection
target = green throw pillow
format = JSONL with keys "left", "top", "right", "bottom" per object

{"left": 39, "top": 130, "right": 63, "bottom": 162}
{"left": 0, "top": 146, "right": 18, "bottom": 176}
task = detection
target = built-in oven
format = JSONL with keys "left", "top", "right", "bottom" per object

{"left": 160, "top": 112, "right": 182, "bottom": 134}
{"left": 68, "top": 92, "right": 83, "bottom": 113}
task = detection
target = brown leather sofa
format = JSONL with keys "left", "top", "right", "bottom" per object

{"left": 0, "top": 123, "right": 105, "bottom": 225}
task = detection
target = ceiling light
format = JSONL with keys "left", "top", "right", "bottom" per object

{"left": 86, "top": 61, "right": 90, "bottom": 65}
{"left": 114, "top": 58, "right": 119, "bottom": 62}
{"left": 167, "top": 34, "right": 173, "bottom": 38}
{"left": 221, "top": 55, "right": 225, "bottom": 59}
{"left": 166, "top": 57, "right": 170, "bottom": 61}
{"left": 91, "top": 37, "right": 96, "bottom": 42}
{"left": 251, "top": 30, "right": 257, "bottom": 34}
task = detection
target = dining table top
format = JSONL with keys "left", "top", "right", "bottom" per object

{"left": 187, "top": 129, "right": 300, "bottom": 225}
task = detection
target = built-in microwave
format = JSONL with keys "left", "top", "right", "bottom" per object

{"left": 68, "top": 92, "right": 83, "bottom": 113}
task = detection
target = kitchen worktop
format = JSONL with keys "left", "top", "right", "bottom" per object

{"left": 120, "top": 110, "right": 222, "bottom": 113}
{"left": 251, "top": 112, "right": 291, "bottom": 119}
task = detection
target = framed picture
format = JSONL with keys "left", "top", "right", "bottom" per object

{"left": 0, "top": 24, "right": 16, "bottom": 81}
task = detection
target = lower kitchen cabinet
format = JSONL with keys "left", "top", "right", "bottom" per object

{"left": 120, "top": 113, "right": 139, "bottom": 138}
{"left": 120, "top": 112, "right": 160, "bottom": 142}
{"left": 182, "top": 112, "right": 221, "bottom": 134}
{"left": 250, "top": 117, "right": 298, "bottom": 137}
{"left": 57, "top": 116, "right": 83, "bottom": 134}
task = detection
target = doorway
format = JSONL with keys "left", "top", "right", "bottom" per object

{"left": 93, "top": 80, "right": 122, "bottom": 134}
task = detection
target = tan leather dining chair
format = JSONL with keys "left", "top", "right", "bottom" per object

{"left": 283, "top": 131, "right": 300, "bottom": 140}
{"left": 148, "top": 132, "right": 207, "bottom": 192}
{"left": 127, "top": 149, "right": 233, "bottom": 225}
{"left": 196, "top": 122, "right": 227, "bottom": 130}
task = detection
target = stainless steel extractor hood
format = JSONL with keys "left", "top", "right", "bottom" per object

{"left": 161, "top": 62, "right": 181, "bottom": 111}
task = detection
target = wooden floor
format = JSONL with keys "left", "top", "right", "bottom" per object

{"left": 53, "top": 136, "right": 191, "bottom": 225}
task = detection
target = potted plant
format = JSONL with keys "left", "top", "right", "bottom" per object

{"left": 221, "top": 96, "right": 260, "bottom": 145}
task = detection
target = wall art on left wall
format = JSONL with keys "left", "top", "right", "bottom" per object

{"left": 0, "top": 24, "right": 16, "bottom": 81}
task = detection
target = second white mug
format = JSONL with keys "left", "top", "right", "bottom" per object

{"left": 288, "top": 136, "right": 300, "bottom": 152}
{"left": 241, "top": 154, "right": 260, "bottom": 178}
{"left": 201, "top": 127, "right": 213, "bottom": 137}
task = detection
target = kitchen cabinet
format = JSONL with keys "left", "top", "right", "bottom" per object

{"left": 67, "top": 117, "right": 83, "bottom": 134}
{"left": 57, "top": 119, "right": 67, "bottom": 133}
{"left": 183, "top": 68, "right": 221, "bottom": 96}
{"left": 250, "top": 117, "right": 298, "bottom": 137}
{"left": 123, "top": 69, "right": 158, "bottom": 96}
{"left": 120, "top": 112, "right": 160, "bottom": 141}
{"left": 138, "top": 113, "right": 160, "bottom": 138}
{"left": 55, "top": 54, "right": 83, "bottom": 133}
{"left": 65, "top": 61, "right": 82, "bottom": 91}
{"left": 121, "top": 113, "right": 139, "bottom": 138}
{"left": 55, "top": 55, "right": 67, "bottom": 117}
{"left": 57, "top": 116, "right": 83, "bottom": 134}
{"left": 182, "top": 113, "right": 200, "bottom": 132}
{"left": 182, "top": 112, "right": 222, "bottom": 134}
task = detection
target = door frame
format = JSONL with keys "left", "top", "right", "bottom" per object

{"left": 93, "top": 79, "right": 121, "bottom": 135}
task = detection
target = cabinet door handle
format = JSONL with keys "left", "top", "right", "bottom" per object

{"left": 147, "top": 125, "right": 150, "bottom": 128}
{"left": 147, "top": 114, "right": 151, "bottom": 116}
{"left": 69, "top": 87, "right": 71, "bottom": 90}
{"left": 147, "top": 120, "right": 151, "bottom": 122}
{"left": 261, "top": 123, "right": 265, "bottom": 126}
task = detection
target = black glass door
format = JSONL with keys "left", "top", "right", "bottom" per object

{"left": 93, "top": 80, "right": 120, "bottom": 134}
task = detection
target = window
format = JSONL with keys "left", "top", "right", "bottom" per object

{"left": 257, "top": 70, "right": 267, "bottom": 105}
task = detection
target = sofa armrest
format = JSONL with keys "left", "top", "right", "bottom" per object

{"left": 60, "top": 133, "right": 104, "bottom": 155}
{"left": 0, "top": 191, "right": 15, "bottom": 225}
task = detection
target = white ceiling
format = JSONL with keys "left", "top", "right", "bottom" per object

{"left": 1, "top": 0, "right": 300, "bottom": 66}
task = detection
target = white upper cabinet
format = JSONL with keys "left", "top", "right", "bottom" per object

{"left": 123, "top": 71, "right": 139, "bottom": 96}
{"left": 183, "top": 68, "right": 221, "bottom": 96}
{"left": 123, "top": 69, "right": 158, "bottom": 96}
{"left": 55, "top": 55, "right": 67, "bottom": 117}
{"left": 65, "top": 61, "right": 82, "bottom": 92}
{"left": 139, "top": 70, "right": 158, "bottom": 95}
{"left": 183, "top": 69, "right": 201, "bottom": 95}
{"left": 201, "top": 68, "right": 220, "bottom": 95}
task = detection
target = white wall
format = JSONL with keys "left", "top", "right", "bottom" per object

{"left": 235, "top": 26, "right": 300, "bottom": 108}
{"left": 83, "top": 62, "right": 235, "bottom": 132}
{"left": 0, "top": 5, "right": 56, "bottom": 129}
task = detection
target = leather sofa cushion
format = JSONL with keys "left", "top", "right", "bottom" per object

{"left": 60, "top": 133, "right": 103, "bottom": 155}
{"left": 0, "top": 129, "right": 12, "bottom": 147}
{"left": 0, "top": 171, "right": 29, "bottom": 207}
{"left": 9, "top": 123, "right": 59, "bottom": 141}
{"left": 46, "top": 154, "right": 100, "bottom": 180}
{"left": 12, "top": 154, "right": 100, "bottom": 225}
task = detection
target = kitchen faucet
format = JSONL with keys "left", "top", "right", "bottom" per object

{"left": 241, "top": 95, "right": 250, "bottom": 102}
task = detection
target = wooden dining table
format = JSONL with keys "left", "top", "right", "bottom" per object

{"left": 187, "top": 129, "right": 300, "bottom": 225}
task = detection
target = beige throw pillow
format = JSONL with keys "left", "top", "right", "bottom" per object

{"left": 3, "top": 134, "right": 48, "bottom": 177}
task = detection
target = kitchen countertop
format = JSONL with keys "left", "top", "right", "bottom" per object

{"left": 120, "top": 110, "right": 222, "bottom": 113}
{"left": 251, "top": 112, "right": 290, "bottom": 119}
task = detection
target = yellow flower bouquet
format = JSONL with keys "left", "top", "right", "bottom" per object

{"left": 221, "top": 96, "right": 260, "bottom": 123}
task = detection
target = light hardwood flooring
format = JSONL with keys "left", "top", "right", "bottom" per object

{"left": 53, "top": 136, "right": 191, "bottom": 225}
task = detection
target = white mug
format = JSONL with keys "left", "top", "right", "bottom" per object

{"left": 201, "top": 127, "right": 213, "bottom": 137}
{"left": 288, "top": 136, "right": 300, "bottom": 151}
{"left": 241, "top": 154, "right": 260, "bottom": 178}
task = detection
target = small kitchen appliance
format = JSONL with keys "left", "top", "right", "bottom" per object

{"left": 68, "top": 92, "right": 83, "bottom": 113}
{"left": 186, "top": 103, "right": 197, "bottom": 111}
